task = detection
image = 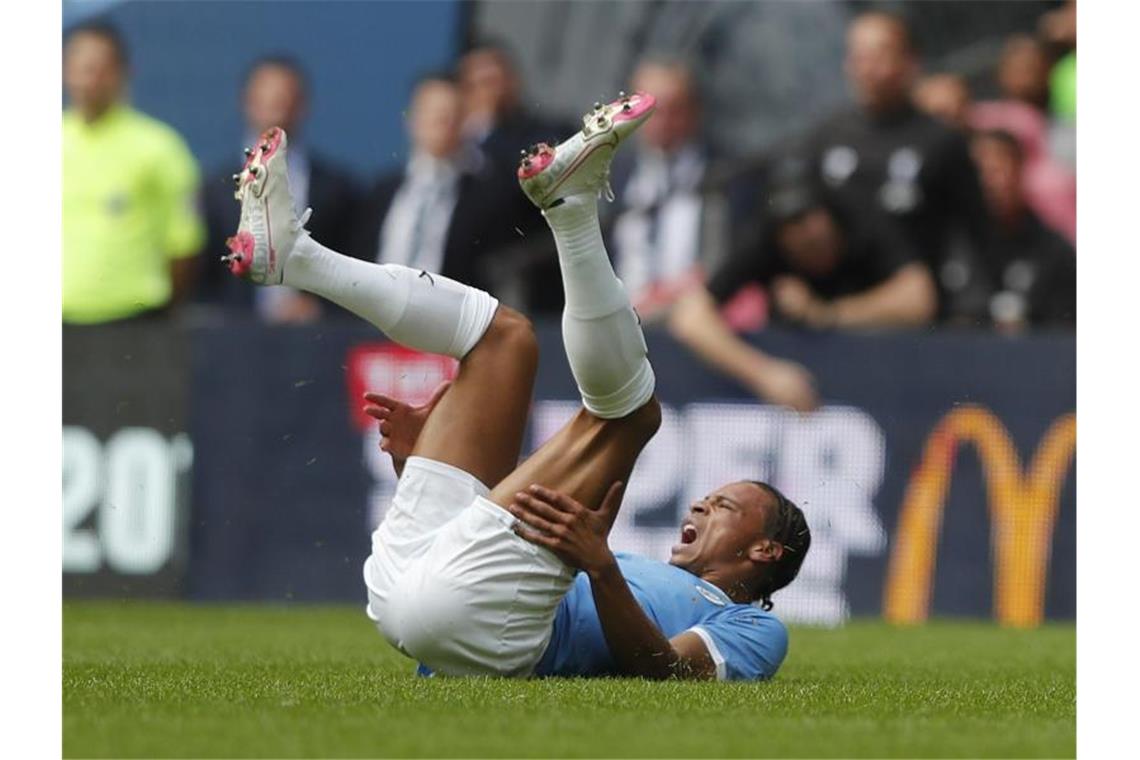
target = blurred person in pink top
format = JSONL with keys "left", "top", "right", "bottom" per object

{"left": 968, "top": 36, "right": 1075, "bottom": 243}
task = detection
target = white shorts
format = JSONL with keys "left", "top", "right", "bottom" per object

{"left": 362, "top": 456, "right": 576, "bottom": 677}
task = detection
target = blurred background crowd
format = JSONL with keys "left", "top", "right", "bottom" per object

{"left": 62, "top": 0, "right": 1076, "bottom": 409}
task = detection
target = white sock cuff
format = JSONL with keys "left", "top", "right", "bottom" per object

{"left": 580, "top": 358, "right": 656, "bottom": 419}
{"left": 387, "top": 268, "right": 498, "bottom": 360}
{"left": 450, "top": 286, "right": 499, "bottom": 359}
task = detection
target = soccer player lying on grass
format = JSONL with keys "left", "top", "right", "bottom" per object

{"left": 223, "top": 92, "right": 811, "bottom": 680}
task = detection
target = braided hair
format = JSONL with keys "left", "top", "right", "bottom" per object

{"left": 749, "top": 481, "right": 811, "bottom": 611}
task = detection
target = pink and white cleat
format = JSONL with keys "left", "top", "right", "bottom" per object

{"left": 517, "top": 91, "right": 656, "bottom": 209}
{"left": 222, "top": 126, "right": 311, "bottom": 284}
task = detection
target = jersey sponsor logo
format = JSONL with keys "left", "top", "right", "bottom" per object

{"left": 883, "top": 405, "right": 1076, "bottom": 627}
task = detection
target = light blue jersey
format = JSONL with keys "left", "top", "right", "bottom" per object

{"left": 532, "top": 552, "right": 788, "bottom": 680}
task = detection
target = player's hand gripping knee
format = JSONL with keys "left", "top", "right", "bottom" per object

{"left": 362, "top": 381, "right": 451, "bottom": 475}
{"left": 508, "top": 482, "right": 625, "bottom": 576}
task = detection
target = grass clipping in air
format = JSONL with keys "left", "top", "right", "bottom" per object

{"left": 64, "top": 602, "right": 1075, "bottom": 758}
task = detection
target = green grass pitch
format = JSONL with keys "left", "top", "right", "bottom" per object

{"left": 63, "top": 602, "right": 1074, "bottom": 758}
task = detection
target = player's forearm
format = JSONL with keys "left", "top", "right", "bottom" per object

{"left": 587, "top": 558, "right": 700, "bottom": 680}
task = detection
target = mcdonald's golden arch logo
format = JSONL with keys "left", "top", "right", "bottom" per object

{"left": 884, "top": 405, "right": 1076, "bottom": 628}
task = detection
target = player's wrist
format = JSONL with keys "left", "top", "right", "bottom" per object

{"left": 585, "top": 550, "right": 619, "bottom": 582}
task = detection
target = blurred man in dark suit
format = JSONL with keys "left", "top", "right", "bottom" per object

{"left": 605, "top": 57, "right": 720, "bottom": 322}
{"left": 201, "top": 56, "right": 360, "bottom": 322}
{"left": 458, "top": 42, "right": 572, "bottom": 178}
{"left": 351, "top": 75, "right": 522, "bottom": 293}
{"left": 457, "top": 43, "right": 573, "bottom": 314}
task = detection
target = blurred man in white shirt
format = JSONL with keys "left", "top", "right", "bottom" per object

{"left": 352, "top": 75, "right": 521, "bottom": 293}
{"left": 608, "top": 59, "right": 711, "bottom": 321}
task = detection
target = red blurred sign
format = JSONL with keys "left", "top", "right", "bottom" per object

{"left": 345, "top": 343, "right": 457, "bottom": 431}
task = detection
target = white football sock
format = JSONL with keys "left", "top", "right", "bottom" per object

{"left": 282, "top": 236, "right": 498, "bottom": 360}
{"left": 542, "top": 193, "right": 655, "bottom": 419}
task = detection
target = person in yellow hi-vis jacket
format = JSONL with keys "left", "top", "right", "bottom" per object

{"left": 63, "top": 21, "right": 205, "bottom": 324}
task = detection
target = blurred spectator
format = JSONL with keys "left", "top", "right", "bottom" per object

{"left": 605, "top": 57, "right": 717, "bottom": 321}
{"left": 708, "top": 166, "right": 935, "bottom": 329}
{"left": 913, "top": 66, "right": 1076, "bottom": 246}
{"left": 800, "top": 10, "right": 993, "bottom": 325}
{"left": 667, "top": 163, "right": 936, "bottom": 411}
{"left": 469, "top": 2, "right": 849, "bottom": 159}
{"left": 1040, "top": 0, "right": 1076, "bottom": 170}
{"left": 457, "top": 42, "right": 568, "bottom": 315}
{"left": 351, "top": 75, "right": 520, "bottom": 292}
{"left": 458, "top": 41, "right": 571, "bottom": 177}
{"left": 1040, "top": 0, "right": 1076, "bottom": 120}
{"left": 1039, "top": 0, "right": 1077, "bottom": 59}
{"left": 1049, "top": 49, "right": 1076, "bottom": 124}
{"left": 200, "top": 56, "right": 360, "bottom": 323}
{"left": 996, "top": 35, "right": 1052, "bottom": 113}
{"left": 968, "top": 101, "right": 1076, "bottom": 244}
{"left": 913, "top": 74, "right": 971, "bottom": 131}
{"left": 969, "top": 32, "right": 1076, "bottom": 243}
{"left": 970, "top": 130, "right": 1074, "bottom": 330}
{"left": 63, "top": 21, "right": 204, "bottom": 324}
{"left": 1044, "top": 50, "right": 1071, "bottom": 150}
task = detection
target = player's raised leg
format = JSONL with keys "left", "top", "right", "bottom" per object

{"left": 224, "top": 127, "right": 533, "bottom": 490}
{"left": 491, "top": 91, "right": 662, "bottom": 511}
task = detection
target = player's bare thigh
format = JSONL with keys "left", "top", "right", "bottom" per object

{"left": 410, "top": 306, "right": 538, "bottom": 490}
{"left": 489, "top": 398, "right": 662, "bottom": 512}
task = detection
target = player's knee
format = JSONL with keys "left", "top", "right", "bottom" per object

{"left": 614, "top": 395, "right": 661, "bottom": 444}
{"left": 579, "top": 394, "right": 661, "bottom": 442}
{"left": 490, "top": 306, "right": 536, "bottom": 344}
{"left": 632, "top": 395, "right": 663, "bottom": 437}
{"left": 482, "top": 306, "right": 539, "bottom": 370}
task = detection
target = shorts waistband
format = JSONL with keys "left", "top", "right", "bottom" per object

{"left": 471, "top": 495, "right": 575, "bottom": 580}
{"left": 402, "top": 456, "right": 491, "bottom": 497}
{"left": 470, "top": 493, "right": 516, "bottom": 529}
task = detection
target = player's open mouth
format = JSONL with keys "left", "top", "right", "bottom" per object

{"left": 680, "top": 523, "right": 698, "bottom": 545}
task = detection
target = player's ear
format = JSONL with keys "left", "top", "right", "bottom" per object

{"left": 750, "top": 538, "right": 783, "bottom": 564}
